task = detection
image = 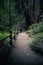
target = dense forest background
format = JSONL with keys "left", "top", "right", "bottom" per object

{"left": 0, "top": 0, "right": 43, "bottom": 31}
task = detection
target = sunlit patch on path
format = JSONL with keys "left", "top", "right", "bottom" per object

{"left": 15, "top": 32, "right": 33, "bottom": 52}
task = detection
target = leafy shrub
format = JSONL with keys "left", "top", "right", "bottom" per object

{"left": 30, "top": 33, "right": 43, "bottom": 54}
{"left": 28, "top": 23, "right": 43, "bottom": 35}
{"left": 32, "top": 26, "right": 39, "bottom": 34}
{"left": 29, "top": 24, "right": 38, "bottom": 30}
{"left": 28, "top": 22, "right": 43, "bottom": 54}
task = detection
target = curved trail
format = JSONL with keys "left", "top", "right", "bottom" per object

{"left": 1, "top": 32, "right": 43, "bottom": 65}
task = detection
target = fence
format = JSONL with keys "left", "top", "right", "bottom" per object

{"left": 0, "top": 31, "right": 15, "bottom": 53}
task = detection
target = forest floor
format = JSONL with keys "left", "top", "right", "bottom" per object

{"left": 0, "top": 32, "right": 43, "bottom": 65}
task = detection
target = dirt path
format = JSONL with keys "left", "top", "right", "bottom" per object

{"left": 15, "top": 32, "right": 33, "bottom": 48}
{"left": 10, "top": 32, "right": 43, "bottom": 65}
{"left": 0, "top": 32, "right": 43, "bottom": 65}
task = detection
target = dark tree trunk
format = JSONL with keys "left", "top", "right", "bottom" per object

{"left": 24, "top": 7, "right": 32, "bottom": 29}
{"left": 40, "top": 0, "right": 43, "bottom": 12}
{"left": 33, "top": 0, "right": 40, "bottom": 23}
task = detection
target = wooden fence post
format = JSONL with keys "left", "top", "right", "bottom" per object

{"left": 14, "top": 31, "right": 16, "bottom": 40}
{"left": 9, "top": 31, "right": 12, "bottom": 46}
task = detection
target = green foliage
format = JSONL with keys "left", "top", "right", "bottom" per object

{"left": 0, "top": 0, "right": 26, "bottom": 31}
{"left": 27, "top": 22, "right": 43, "bottom": 54}
{"left": 0, "top": 32, "right": 9, "bottom": 40}
{"left": 28, "top": 23, "right": 43, "bottom": 54}
{"left": 30, "top": 32, "right": 43, "bottom": 54}
{"left": 0, "top": 31, "right": 10, "bottom": 47}
{"left": 27, "top": 23, "right": 43, "bottom": 36}
{"left": 33, "top": 23, "right": 43, "bottom": 33}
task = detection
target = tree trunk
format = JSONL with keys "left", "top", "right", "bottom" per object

{"left": 33, "top": 0, "right": 40, "bottom": 23}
